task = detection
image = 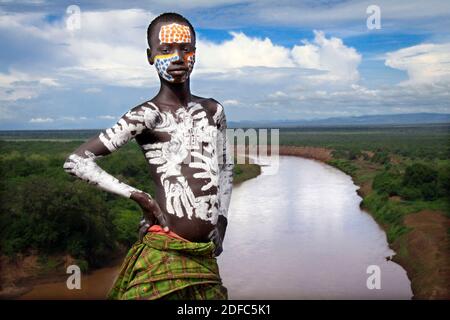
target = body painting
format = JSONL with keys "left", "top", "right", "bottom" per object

{"left": 63, "top": 104, "right": 160, "bottom": 199}
{"left": 65, "top": 100, "right": 233, "bottom": 224}
{"left": 143, "top": 101, "right": 222, "bottom": 223}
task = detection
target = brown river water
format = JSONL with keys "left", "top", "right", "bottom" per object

{"left": 20, "top": 156, "right": 412, "bottom": 299}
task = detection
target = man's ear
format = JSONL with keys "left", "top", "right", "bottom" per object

{"left": 147, "top": 48, "right": 154, "bottom": 65}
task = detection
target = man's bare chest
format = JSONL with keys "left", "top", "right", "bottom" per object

{"left": 136, "top": 102, "right": 219, "bottom": 152}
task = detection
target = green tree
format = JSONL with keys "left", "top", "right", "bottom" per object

{"left": 400, "top": 163, "right": 438, "bottom": 201}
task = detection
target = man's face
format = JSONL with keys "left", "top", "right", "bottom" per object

{"left": 149, "top": 21, "right": 196, "bottom": 83}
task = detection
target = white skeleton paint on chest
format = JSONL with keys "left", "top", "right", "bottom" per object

{"left": 63, "top": 100, "right": 234, "bottom": 225}
{"left": 142, "top": 101, "right": 222, "bottom": 223}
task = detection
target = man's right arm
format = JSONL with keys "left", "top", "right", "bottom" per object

{"left": 63, "top": 103, "right": 160, "bottom": 200}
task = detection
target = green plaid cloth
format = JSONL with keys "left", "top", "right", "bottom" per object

{"left": 107, "top": 232, "right": 228, "bottom": 300}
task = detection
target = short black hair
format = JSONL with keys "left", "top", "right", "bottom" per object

{"left": 147, "top": 12, "right": 196, "bottom": 48}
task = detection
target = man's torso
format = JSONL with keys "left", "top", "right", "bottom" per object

{"left": 135, "top": 96, "right": 224, "bottom": 242}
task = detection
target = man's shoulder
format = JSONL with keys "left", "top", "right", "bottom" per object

{"left": 129, "top": 100, "right": 161, "bottom": 113}
{"left": 123, "top": 100, "right": 161, "bottom": 130}
{"left": 192, "top": 95, "right": 223, "bottom": 115}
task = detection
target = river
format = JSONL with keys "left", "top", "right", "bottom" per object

{"left": 20, "top": 155, "right": 412, "bottom": 299}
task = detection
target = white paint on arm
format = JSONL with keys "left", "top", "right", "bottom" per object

{"left": 214, "top": 102, "right": 234, "bottom": 218}
{"left": 63, "top": 151, "right": 140, "bottom": 198}
{"left": 63, "top": 103, "right": 160, "bottom": 198}
{"left": 99, "top": 105, "right": 160, "bottom": 152}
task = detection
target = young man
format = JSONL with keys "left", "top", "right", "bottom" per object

{"left": 63, "top": 12, "right": 234, "bottom": 300}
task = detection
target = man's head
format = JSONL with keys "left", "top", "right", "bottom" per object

{"left": 147, "top": 13, "right": 196, "bottom": 84}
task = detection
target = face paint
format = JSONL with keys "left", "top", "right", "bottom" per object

{"left": 154, "top": 53, "right": 180, "bottom": 82}
{"left": 159, "top": 23, "right": 191, "bottom": 44}
{"left": 184, "top": 51, "right": 195, "bottom": 70}
{"left": 154, "top": 51, "right": 196, "bottom": 82}
{"left": 153, "top": 23, "right": 195, "bottom": 83}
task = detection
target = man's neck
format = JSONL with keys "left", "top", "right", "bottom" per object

{"left": 155, "top": 79, "right": 192, "bottom": 107}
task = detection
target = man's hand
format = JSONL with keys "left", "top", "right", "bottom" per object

{"left": 138, "top": 217, "right": 151, "bottom": 241}
{"left": 209, "top": 215, "right": 228, "bottom": 257}
{"left": 208, "top": 227, "right": 223, "bottom": 257}
{"left": 131, "top": 191, "right": 169, "bottom": 240}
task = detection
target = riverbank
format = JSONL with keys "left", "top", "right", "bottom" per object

{"left": 0, "top": 247, "right": 128, "bottom": 299}
{"left": 0, "top": 162, "right": 262, "bottom": 300}
{"left": 276, "top": 144, "right": 449, "bottom": 300}
{"left": 2, "top": 140, "right": 447, "bottom": 299}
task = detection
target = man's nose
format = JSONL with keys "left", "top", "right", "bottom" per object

{"left": 173, "top": 48, "right": 185, "bottom": 63}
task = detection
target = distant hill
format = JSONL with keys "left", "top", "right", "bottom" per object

{"left": 229, "top": 112, "right": 450, "bottom": 128}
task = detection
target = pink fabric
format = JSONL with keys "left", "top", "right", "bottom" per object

{"left": 148, "top": 224, "right": 190, "bottom": 242}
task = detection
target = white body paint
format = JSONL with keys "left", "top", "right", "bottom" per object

{"left": 63, "top": 101, "right": 234, "bottom": 225}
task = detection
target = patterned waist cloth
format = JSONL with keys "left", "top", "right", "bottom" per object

{"left": 107, "top": 225, "right": 227, "bottom": 300}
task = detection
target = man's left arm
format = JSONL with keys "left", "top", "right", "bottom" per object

{"left": 210, "top": 102, "right": 234, "bottom": 256}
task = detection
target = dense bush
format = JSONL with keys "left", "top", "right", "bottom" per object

{"left": 372, "top": 162, "right": 448, "bottom": 201}
{"left": 437, "top": 164, "right": 450, "bottom": 197}
{"left": 0, "top": 176, "right": 117, "bottom": 267}
{"left": 371, "top": 151, "right": 390, "bottom": 165}
{"left": 372, "top": 170, "right": 402, "bottom": 196}
{"left": 400, "top": 163, "right": 439, "bottom": 201}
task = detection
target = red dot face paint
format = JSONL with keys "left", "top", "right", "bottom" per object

{"left": 159, "top": 23, "right": 191, "bottom": 44}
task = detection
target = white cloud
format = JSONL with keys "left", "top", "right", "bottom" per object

{"left": 97, "top": 115, "right": 117, "bottom": 120}
{"left": 197, "top": 32, "right": 294, "bottom": 70}
{"left": 385, "top": 43, "right": 450, "bottom": 85}
{"left": 223, "top": 99, "right": 240, "bottom": 106}
{"left": 268, "top": 91, "right": 287, "bottom": 98}
{"left": 0, "top": 9, "right": 158, "bottom": 88}
{"left": 29, "top": 117, "right": 54, "bottom": 123}
{"left": 0, "top": 70, "right": 60, "bottom": 101}
{"left": 84, "top": 87, "right": 102, "bottom": 93}
{"left": 1, "top": 9, "right": 360, "bottom": 90}
{"left": 291, "top": 30, "right": 362, "bottom": 82}
{"left": 61, "top": 9, "right": 158, "bottom": 87}
{"left": 39, "top": 78, "right": 60, "bottom": 86}
{"left": 195, "top": 31, "right": 361, "bottom": 84}
{"left": 241, "top": 0, "right": 450, "bottom": 36}
{"left": 1, "top": 6, "right": 449, "bottom": 126}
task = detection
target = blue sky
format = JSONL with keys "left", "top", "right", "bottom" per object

{"left": 1, "top": 0, "right": 450, "bottom": 129}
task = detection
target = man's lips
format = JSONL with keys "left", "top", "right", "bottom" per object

{"left": 167, "top": 67, "right": 188, "bottom": 72}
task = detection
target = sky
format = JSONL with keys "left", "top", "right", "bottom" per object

{"left": 1, "top": 0, "right": 450, "bottom": 129}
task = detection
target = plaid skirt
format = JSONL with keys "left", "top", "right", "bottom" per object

{"left": 107, "top": 231, "right": 228, "bottom": 300}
